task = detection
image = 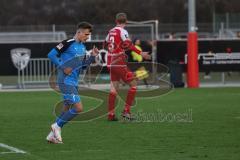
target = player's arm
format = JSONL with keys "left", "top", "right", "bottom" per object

{"left": 48, "top": 48, "right": 72, "bottom": 74}
{"left": 123, "top": 40, "right": 141, "bottom": 54}
{"left": 120, "top": 29, "right": 151, "bottom": 60}
{"left": 48, "top": 39, "right": 72, "bottom": 67}
{"left": 48, "top": 39, "right": 75, "bottom": 74}
{"left": 82, "top": 46, "right": 99, "bottom": 69}
{"left": 121, "top": 39, "right": 151, "bottom": 60}
{"left": 120, "top": 29, "right": 140, "bottom": 54}
{"left": 48, "top": 48, "right": 61, "bottom": 67}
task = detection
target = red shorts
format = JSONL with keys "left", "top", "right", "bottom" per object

{"left": 107, "top": 65, "right": 134, "bottom": 83}
{"left": 107, "top": 53, "right": 134, "bottom": 83}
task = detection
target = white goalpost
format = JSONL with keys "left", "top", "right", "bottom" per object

{"left": 125, "top": 20, "right": 160, "bottom": 83}
{"left": 126, "top": 20, "right": 159, "bottom": 63}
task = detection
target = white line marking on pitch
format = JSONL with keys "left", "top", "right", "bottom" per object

{"left": 0, "top": 152, "right": 18, "bottom": 154}
{"left": 0, "top": 143, "right": 26, "bottom": 154}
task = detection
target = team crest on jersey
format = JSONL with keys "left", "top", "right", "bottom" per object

{"left": 56, "top": 43, "right": 64, "bottom": 50}
{"left": 11, "top": 48, "right": 31, "bottom": 70}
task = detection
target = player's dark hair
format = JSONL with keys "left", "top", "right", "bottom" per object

{"left": 133, "top": 38, "right": 141, "bottom": 44}
{"left": 77, "top": 22, "right": 93, "bottom": 32}
{"left": 115, "top": 12, "right": 127, "bottom": 24}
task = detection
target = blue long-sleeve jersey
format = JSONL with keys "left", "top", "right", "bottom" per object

{"left": 48, "top": 39, "right": 95, "bottom": 86}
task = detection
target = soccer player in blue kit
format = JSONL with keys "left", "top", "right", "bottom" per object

{"left": 46, "top": 22, "right": 99, "bottom": 144}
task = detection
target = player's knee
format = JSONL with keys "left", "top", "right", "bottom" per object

{"left": 125, "top": 72, "right": 134, "bottom": 82}
{"left": 129, "top": 79, "right": 137, "bottom": 87}
{"left": 110, "top": 85, "right": 119, "bottom": 94}
{"left": 110, "top": 91, "right": 117, "bottom": 97}
{"left": 75, "top": 107, "right": 83, "bottom": 113}
{"left": 75, "top": 103, "right": 83, "bottom": 113}
{"left": 130, "top": 86, "right": 137, "bottom": 92}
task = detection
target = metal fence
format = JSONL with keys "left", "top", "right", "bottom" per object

{"left": 17, "top": 58, "right": 55, "bottom": 88}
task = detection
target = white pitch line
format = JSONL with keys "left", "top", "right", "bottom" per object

{"left": 0, "top": 152, "right": 17, "bottom": 154}
{"left": 0, "top": 143, "right": 26, "bottom": 154}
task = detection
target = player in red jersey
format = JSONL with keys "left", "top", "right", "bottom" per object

{"left": 105, "top": 12, "right": 151, "bottom": 121}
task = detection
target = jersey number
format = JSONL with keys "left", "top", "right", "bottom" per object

{"left": 108, "top": 36, "right": 115, "bottom": 52}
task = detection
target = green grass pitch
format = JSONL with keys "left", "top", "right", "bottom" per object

{"left": 0, "top": 88, "right": 239, "bottom": 160}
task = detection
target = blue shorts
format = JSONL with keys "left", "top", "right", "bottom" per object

{"left": 58, "top": 83, "right": 81, "bottom": 105}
